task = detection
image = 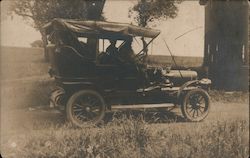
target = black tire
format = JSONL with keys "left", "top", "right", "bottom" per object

{"left": 181, "top": 88, "right": 210, "bottom": 122}
{"left": 66, "top": 90, "right": 105, "bottom": 127}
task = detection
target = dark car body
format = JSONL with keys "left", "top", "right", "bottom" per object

{"left": 44, "top": 19, "right": 211, "bottom": 127}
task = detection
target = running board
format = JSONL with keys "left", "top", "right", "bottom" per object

{"left": 111, "top": 103, "right": 175, "bottom": 110}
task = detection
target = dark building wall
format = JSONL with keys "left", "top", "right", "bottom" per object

{"left": 202, "top": 0, "right": 249, "bottom": 90}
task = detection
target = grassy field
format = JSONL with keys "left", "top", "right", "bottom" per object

{"left": 1, "top": 117, "right": 249, "bottom": 158}
{"left": 0, "top": 46, "right": 249, "bottom": 158}
{"left": 1, "top": 47, "right": 48, "bottom": 80}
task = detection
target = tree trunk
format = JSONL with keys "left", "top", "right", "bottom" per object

{"left": 39, "top": 30, "right": 49, "bottom": 62}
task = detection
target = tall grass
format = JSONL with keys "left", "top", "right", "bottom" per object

{"left": 210, "top": 90, "right": 249, "bottom": 103}
{"left": 2, "top": 117, "right": 249, "bottom": 158}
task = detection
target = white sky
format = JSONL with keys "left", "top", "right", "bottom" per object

{"left": 1, "top": 1, "right": 205, "bottom": 57}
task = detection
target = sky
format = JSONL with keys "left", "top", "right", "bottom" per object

{"left": 1, "top": 1, "right": 205, "bottom": 57}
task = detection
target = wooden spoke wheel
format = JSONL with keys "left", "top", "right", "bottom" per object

{"left": 66, "top": 90, "right": 105, "bottom": 127}
{"left": 181, "top": 89, "right": 210, "bottom": 122}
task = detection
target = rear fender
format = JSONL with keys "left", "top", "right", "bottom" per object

{"left": 50, "top": 83, "right": 100, "bottom": 109}
{"left": 50, "top": 87, "right": 66, "bottom": 108}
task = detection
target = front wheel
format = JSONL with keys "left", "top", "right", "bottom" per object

{"left": 66, "top": 90, "right": 105, "bottom": 127}
{"left": 181, "top": 88, "right": 210, "bottom": 122}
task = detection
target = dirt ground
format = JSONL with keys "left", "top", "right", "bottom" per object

{"left": 1, "top": 101, "right": 248, "bottom": 131}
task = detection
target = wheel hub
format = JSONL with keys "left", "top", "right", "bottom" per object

{"left": 190, "top": 96, "right": 202, "bottom": 109}
{"left": 85, "top": 106, "right": 91, "bottom": 112}
{"left": 194, "top": 104, "right": 201, "bottom": 110}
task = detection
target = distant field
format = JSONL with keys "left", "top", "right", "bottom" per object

{"left": 147, "top": 55, "right": 203, "bottom": 67}
{"left": 1, "top": 46, "right": 48, "bottom": 80}
{"left": 1, "top": 46, "right": 202, "bottom": 80}
{"left": 1, "top": 46, "right": 52, "bottom": 108}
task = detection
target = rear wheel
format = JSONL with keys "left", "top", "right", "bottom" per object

{"left": 181, "top": 89, "right": 210, "bottom": 122}
{"left": 66, "top": 90, "right": 105, "bottom": 127}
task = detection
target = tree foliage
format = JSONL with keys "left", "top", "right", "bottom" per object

{"left": 8, "top": 0, "right": 105, "bottom": 60}
{"left": 8, "top": 0, "right": 105, "bottom": 31}
{"left": 130, "top": 0, "right": 183, "bottom": 27}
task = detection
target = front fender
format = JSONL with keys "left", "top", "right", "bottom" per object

{"left": 176, "top": 78, "right": 211, "bottom": 104}
{"left": 177, "top": 80, "right": 199, "bottom": 100}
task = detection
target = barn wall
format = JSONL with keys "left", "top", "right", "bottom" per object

{"left": 203, "top": 0, "right": 249, "bottom": 90}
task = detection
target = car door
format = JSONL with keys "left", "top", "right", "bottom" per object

{"left": 95, "top": 64, "right": 140, "bottom": 91}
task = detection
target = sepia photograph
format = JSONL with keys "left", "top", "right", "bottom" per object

{"left": 0, "top": 0, "right": 249, "bottom": 157}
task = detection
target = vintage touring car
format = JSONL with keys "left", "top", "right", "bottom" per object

{"left": 44, "top": 19, "right": 211, "bottom": 127}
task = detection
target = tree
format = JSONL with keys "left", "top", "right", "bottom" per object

{"left": 129, "top": 0, "right": 182, "bottom": 61}
{"left": 130, "top": 0, "right": 183, "bottom": 27}
{"left": 8, "top": 0, "right": 105, "bottom": 61}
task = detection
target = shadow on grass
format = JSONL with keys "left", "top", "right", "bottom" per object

{"left": 28, "top": 107, "right": 186, "bottom": 130}
{"left": 103, "top": 110, "right": 186, "bottom": 125}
